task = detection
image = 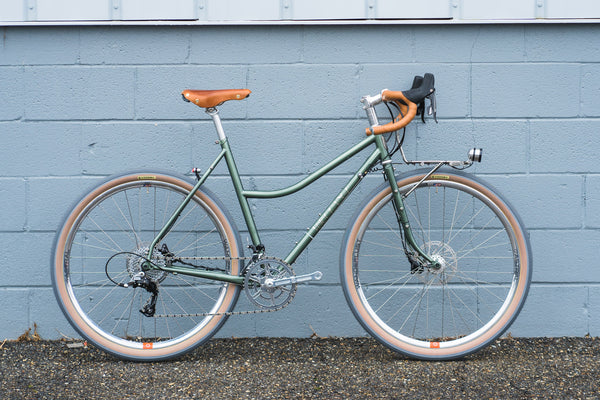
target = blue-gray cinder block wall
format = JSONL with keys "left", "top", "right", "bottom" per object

{"left": 1, "top": 23, "right": 599, "bottom": 339}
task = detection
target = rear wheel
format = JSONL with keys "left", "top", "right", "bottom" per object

{"left": 52, "top": 171, "right": 242, "bottom": 361}
{"left": 340, "top": 169, "right": 531, "bottom": 360}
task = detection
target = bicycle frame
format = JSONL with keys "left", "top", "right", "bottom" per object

{"left": 146, "top": 107, "right": 434, "bottom": 284}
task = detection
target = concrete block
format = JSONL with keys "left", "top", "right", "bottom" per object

{"left": 359, "top": 64, "right": 471, "bottom": 118}
{"left": 225, "top": 121, "right": 304, "bottom": 176}
{"left": 483, "top": 174, "right": 583, "bottom": 229}
{"left": 530, "top": 120, "right": 600, "bottom": 173}
{"left": 0, "top": 178, "right": 27, "bottom": 231}
{"left": 414, "top": 25, "right": 481, "bottom": 63}
{"left": 0, "top": 233, "right": 54, "bottom": 287}
{"left": 0, "top": 289, "right": 30, "bottom": 338}
{"left": 218, "top": 284, "right": 364, "bottom": 338}
{"left": 304, "top": 26, "right": 414, "bottom": 64}
{"left": 304, "top": 230, "right": 344, "bottom": 285}
{"left": 29, "top": 287, "right": 80, "bottom": 340}
{"left": 27, "top": 177, "right": 103, "bottom": 231}
{"left": 417, "top": 119, "right": 529, "bottom": 174}
{"left": 472, "top": 64, "right": 580, "bottom": 118}
{"left": 2, "top": 24, "right": 600, "bottom": 341}
{"left": 302, "top": 120, "right": 411, "bottom": 175}
{"left": 509, "top": 284, "right": 589, "bottom": 337}
{"left": 470, "top": 26, "right": 527, "bottom": 62}
{"left": 0, "top": 28, "right": 79, "bottom": 66}
{"left": 581, "top": 65, "right": 600, "bottom": 117}
{"left": 23, "top": 67, "right": 135, "bottom": 120}
{"left": 415, "top": 25, "right": 526, "bottom": 63}
{"left": 135, "top": 65, "right": 248, "bottom": 120}
{"left": 247, "top": 65, "right": 358, "bottom": 119}
{"left": 80, "top": 123, "right": 193, "bottom": 175}
{"left": 257, "top": 230, "right": 309, "bottom": 272}
{"left": 529, "top": 230, "right": 600, "bottom": 283}
{"left": 247, "top": 175, "right": 376, "bottom": 232}
{"left": 585, "top": 175, "right": 600, "bottom": 228}
{"left": 590, "top": 286, "right": 600, "bottom": 335}
{"left": 0, "top": 67, "right": 23, "bottom": 120}
{"left": 526, "top": 25, "right": 600, "bottom": 62}
{"left": 80, "top": 27, "right": 190, "bottom": 65}
{"left": 190, "top": 26, "right": 302, "bottom": 64}
{"left": 1, "top": 122, "right": 82, "bottom": 176}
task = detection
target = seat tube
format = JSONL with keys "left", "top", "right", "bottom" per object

{"left": 206, "top": 109, "right": 262, "bottom": 247}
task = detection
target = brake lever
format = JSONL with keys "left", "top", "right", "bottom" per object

{"left": 427, "top": 90, "right": 438, "bottom": 123}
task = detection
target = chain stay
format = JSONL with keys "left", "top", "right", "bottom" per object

{"left": 153, "top": 256, "right": 294, "bottom": 318}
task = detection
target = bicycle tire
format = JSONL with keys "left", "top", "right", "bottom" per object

{"left": 52, "top": 171, "right": 243, "bottom": 361}
{"left": 340, "top": 169, "right": 531, "bottom": 360}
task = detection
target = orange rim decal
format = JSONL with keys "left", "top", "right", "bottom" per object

{"left": 430, "top": 342, "right": 440, "bottom": 349}
{"left": 143, "top": 343, "right": 153, "bottom": 350}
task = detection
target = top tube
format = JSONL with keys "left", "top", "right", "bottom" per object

{"left": 243, "top": 134, "right": 378, "bottom": 199}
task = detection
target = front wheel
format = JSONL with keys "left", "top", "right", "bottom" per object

{"left": 52, "top": 171, "right": 243, "bottom": 361}
{"left": 340, "top": 169, "right": 531, "bottom": 360}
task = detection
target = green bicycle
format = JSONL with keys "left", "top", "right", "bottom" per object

{"left": 52, "top": 73, "right": 531, "bottom": 361}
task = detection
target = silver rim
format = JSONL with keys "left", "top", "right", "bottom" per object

{"left": 61, "top": 178, "right": 234, "bottom": 351}
{"left": 352, "top": 178, "right": 522, "bottom": 351}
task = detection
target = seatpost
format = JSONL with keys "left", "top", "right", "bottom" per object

{"left": 205, "top": 107, "right": 227, "bottom": 141}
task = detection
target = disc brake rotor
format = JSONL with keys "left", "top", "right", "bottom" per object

{"left": 419, "top": 241, "right": 458, "bottom": 285}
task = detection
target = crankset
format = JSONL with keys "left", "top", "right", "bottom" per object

{"left": 243, "top": 257, "right": 322, "bottom": 310}
{"left": 243, "top": 258, "right": 298, "bottom": 310}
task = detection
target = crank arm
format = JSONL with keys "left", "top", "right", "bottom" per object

{"left": 266, "top": 271, "right": 323, "bottom": 288}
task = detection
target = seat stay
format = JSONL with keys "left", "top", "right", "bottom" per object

{"left": 147, "top": 147, "right": 228, "bottom": 260}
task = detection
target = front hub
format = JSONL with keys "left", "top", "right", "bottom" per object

{"left": 418, "top": 241, "right": 458, "bottom": 285}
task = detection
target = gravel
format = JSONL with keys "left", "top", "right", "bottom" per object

{"left": 1, "top": 336, "right": 599, "bottom": 399}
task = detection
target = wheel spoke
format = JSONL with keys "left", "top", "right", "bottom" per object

{"left": 344, "top": 172, "right": 530, "bottom": 360}
{"left": 54, "top": 174, "right": 240, "bottom": 360}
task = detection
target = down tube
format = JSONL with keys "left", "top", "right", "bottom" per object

{"left": 284, "top": 149, "right": 382, "bottom": 265}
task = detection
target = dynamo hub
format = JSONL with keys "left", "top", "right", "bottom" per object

{"left": 419, "top": 241, "right": 458, "bottom": 285}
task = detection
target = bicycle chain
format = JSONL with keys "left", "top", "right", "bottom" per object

{"left": 153, "top": 256, "right": 295, "bottom": 318}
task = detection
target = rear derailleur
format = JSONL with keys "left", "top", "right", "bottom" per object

{"left": 127, "top": 272, "right": 159, "bottom": 317}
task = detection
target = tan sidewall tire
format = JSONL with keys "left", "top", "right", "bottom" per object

{"left": 340, "top": 170, "right": 531, "bottom": 360}
{"left": 52, "top": 172, "right": 242, "bottom": 361}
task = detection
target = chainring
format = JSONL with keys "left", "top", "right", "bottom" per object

{"left": 243, "top": 257, "right": 297, "bottom": 310}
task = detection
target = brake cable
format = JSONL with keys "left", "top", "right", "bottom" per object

{"left": 383, "top": 101, "right": 406, "bottom": 158}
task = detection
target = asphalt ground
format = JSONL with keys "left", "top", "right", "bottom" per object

{"left": 1, "top": 336, "right": 599, "bottom": 399}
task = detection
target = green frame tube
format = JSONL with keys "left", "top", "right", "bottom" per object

{"left": 285, "top": 147, "right": 382, "bottom": 265}
{"left": 243, "top": 135, "right": 377, "bottom": 199}
{"left": 147, "top": 148, "right": 227, "bottom": 260}
{"left": 224, "top": 135, "right": 379, "bottom": 252}
{"left": 146, "top": 131, "right": 435, "bottom": 282}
